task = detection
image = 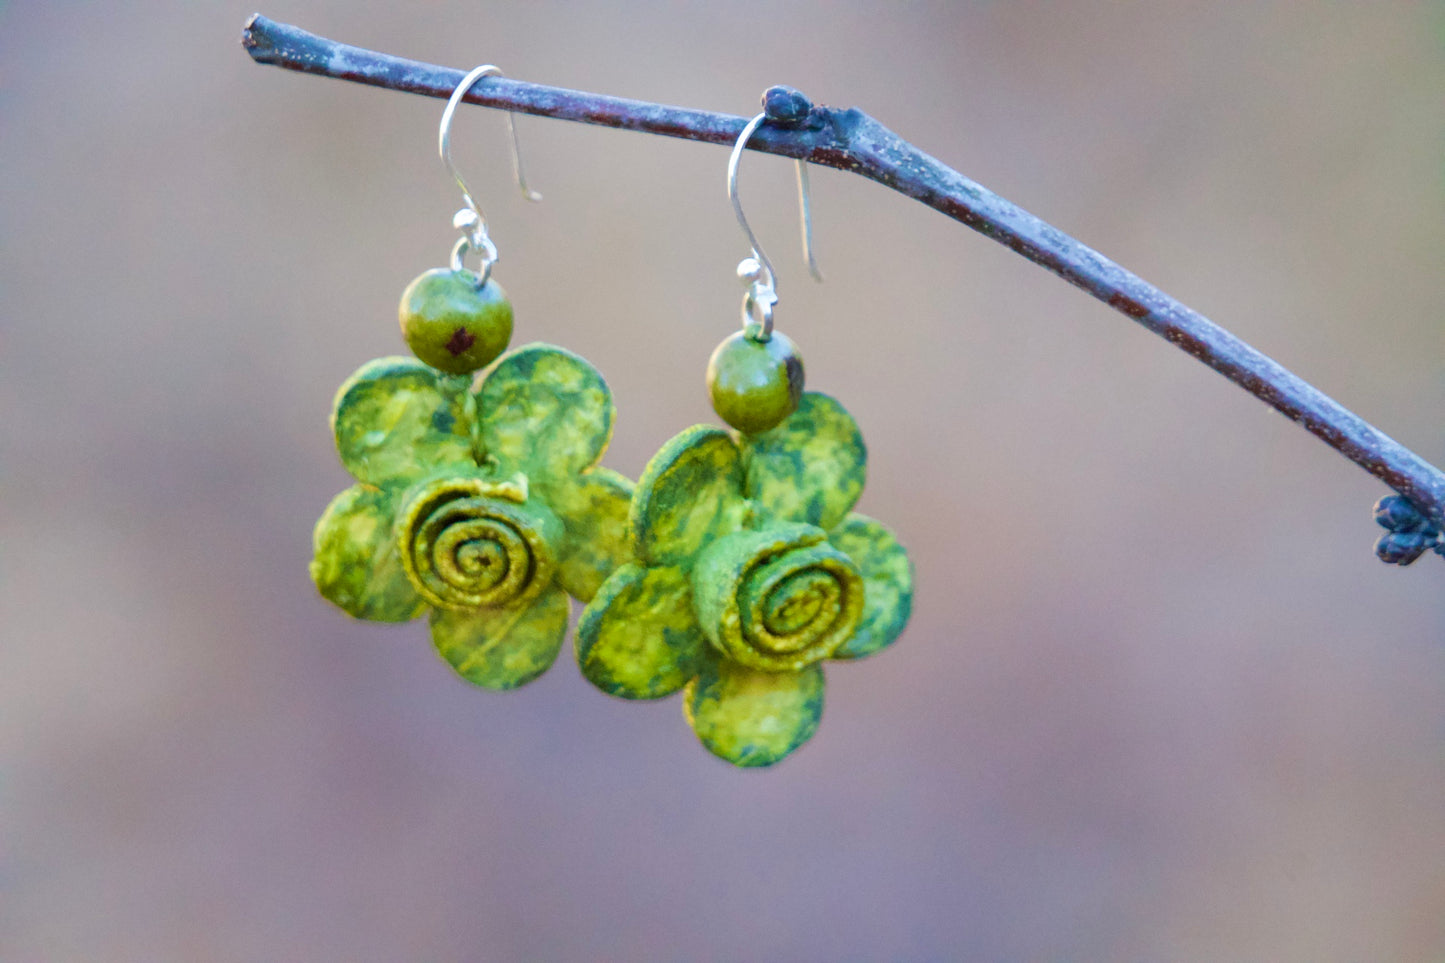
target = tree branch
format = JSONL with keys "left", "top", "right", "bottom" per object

{"left": 241, "top": 13, "right": 1445, "bottom": 542}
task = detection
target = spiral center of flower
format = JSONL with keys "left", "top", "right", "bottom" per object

{"left": 397, "top": 476, "right": 561, "bottom": 613}
{"left": 456, "top": 538, "right": 507, "bottom": 578}
{"left": 692, "top": 524, "right": 866, "bottom": 672}
{"left": 762, "top": 570, "right": 836, "bottom": 644}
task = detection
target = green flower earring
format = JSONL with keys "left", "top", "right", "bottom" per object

{"left": 576, "top": 110, "right": 914, "bottom": 767}
{"left": 310, "top": 66, "right": 633, "bottom": 690}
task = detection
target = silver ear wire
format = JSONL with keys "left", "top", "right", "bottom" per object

{"left": 439, "top": 65, "right": 542, "bottom": 284}
{"left": 727, "top": 112, "right": 823, "bottom": 338}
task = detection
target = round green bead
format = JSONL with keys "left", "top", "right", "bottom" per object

{"left": 707, "top": 330, "right": 804, "bottom": 434}
{"left": 398, "top": 269, "right": 513, "bottom": 374}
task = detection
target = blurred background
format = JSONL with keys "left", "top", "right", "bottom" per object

{"left": 3, "top": 2, "right": 1445, "bottom": 959}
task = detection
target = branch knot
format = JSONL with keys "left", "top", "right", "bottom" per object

{"left": 1372, "top": 494, "right": 1443, "bottom": 565}
{"left": 762, "top": 85, "right": 818, "bottom": 129}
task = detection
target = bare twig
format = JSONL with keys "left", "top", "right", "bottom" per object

{"left": 241, "top": 13, "right": 1445, "bottom": 537}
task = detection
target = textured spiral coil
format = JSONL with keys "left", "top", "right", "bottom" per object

{"left": 693, "top": 526, "right": 864, "bottom": 672}
{"left": 397, "top": 477, "right": 556, "bottom": 613}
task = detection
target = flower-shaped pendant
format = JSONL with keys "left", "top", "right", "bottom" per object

{"left": 577, "top": 392, "right": 913, "bottom": 766}
{"left": 311, "top": 344, "right": 633, "bottom": 690}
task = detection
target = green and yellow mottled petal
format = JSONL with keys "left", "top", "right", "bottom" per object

{"left": 743, "top": 392, "right": 866, "bottom": 530}
{"left": 332, "top": 356, "right": 476, "bottom": 487}
{"left": 631, "top": 426, "right": 749, "bottom": 568}
{"left": 576, "top": 563, "right": 705, "bottom": 699}
{"left": 310, "top": 485, "right": 426, "bottom": 622}
{"left": 542, "top": 467, "right": 635, "bottom": 603}
{"left": 684, "top": 658, "right": 825, "bottom": 767}
{"left": 476, "top": 343, "right": 615, "bottom": 479}
{"left": 430, "top": 583, "right": 569, "bottom": 690}
{"left": 828, "top": 513, "right": 914, "bottom": 660}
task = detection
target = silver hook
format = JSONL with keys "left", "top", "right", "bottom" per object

{"left": 439, "top": 65, "right": 542, "bottom": 284}
{"left": 727, "top": 111, "right": 823, "bottom": 338}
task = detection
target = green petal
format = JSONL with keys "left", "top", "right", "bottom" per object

{"left": 476, "top": 343, "right": 615, "bottom": 479}
{"left": 430, "top": 583, "right": 569, "bottom": 690}
{"left": 743, "top": 392, "right": 866, "bottom": 530}
{"left": 684, "top": 658, "right": 825, "bottom": 767}
{"left": 310, "top": 484, "right": 425, "bottom": 622}
{"left": 632, "top": 426, "right": 748, "bottom": 568}
{"left": 543, "top": 467, "right": 636, "bottom": 603}
{"left": 332, "top": 356, "right": 476, "bottom": 487}
{"left": 576, "top": 563, "right": 705, "bottom": 699}
{"left": 829, "top": 513, "right": 914, "bottom": 660}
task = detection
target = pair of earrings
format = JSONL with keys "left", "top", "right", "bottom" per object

{"left": 309, "top": 68, "right": 914, "bottom": 767}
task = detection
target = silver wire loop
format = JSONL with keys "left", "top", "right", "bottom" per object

{"left": 439, "top": 64, "right": 542, "bottom": 284}
{"left": 737, "top": 256, "right": 776, "bottom": 336}
{"left": 727, "top": 111, "right": 822, "bottom": 339}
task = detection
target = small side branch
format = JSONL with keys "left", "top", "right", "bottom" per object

{"left": 241, "top": 14, "right": 1445, "bottom": 535}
